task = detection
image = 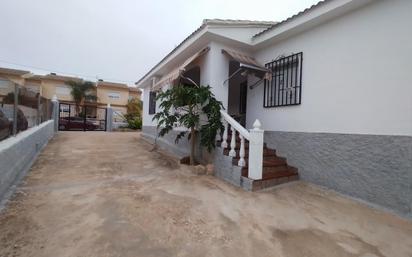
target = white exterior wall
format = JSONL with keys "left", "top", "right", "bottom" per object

{"left": 142, "top": 89, "right": 155, "bottom": 127}
{"left": 202, "top": 41, "right": 229, "bottom": 109}
{"left": 200, "top": 41, "right": 256, "bottom": 111}
{"left": 247, "top": 0, "right": 412, "bottom": 136}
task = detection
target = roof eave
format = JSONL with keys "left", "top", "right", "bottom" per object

{"left": 135, "top": 23, "right": 209, "bottom": 88}
{"left": 252, "top": 0, "right": 375, "bottom": 46}
{"left": 0, "top": 67, "right": 31, "bottom": 76}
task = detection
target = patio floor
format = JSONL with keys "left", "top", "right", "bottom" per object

{"left": 0, "top": 132, "right": 411, "bottom": 257}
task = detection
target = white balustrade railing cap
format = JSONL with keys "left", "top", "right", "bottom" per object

{"left": 220, "top": 110, "right": 250, "bottom": 140}
{"left": 253, "top": 119, "right": 262, "bottom": 131}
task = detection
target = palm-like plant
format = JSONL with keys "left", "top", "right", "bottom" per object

{"left": 124, "top": 98, "right": 143, "bottom": 130}
{"left": 153, "top": 84, "right": 223, "bottom": 165}
{"left": 126, "top": 98, "right": 143, "bottom": 118}
{"left": 66, "top": 80, "right": 97, "bottom": 115}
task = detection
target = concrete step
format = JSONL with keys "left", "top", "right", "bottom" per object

{"left": 216, "top": 140, "right": 299, "bottom": 191}
{"left": 241, "top": 164, "right": 295, "bottom": 177}
{"left": 232, "top": 156, "right": 286, "bottom": 167}
{"left": 223, "top": 147, "right": 274, "bottom": 157}
{"left": 241, "top": 169, "right": 299, "bottom": 191}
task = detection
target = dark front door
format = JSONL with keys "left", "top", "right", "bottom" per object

{"left": 58, "top": 103, "right": 107, "bottom": 131}
{"left": 238, "top": 81, "right": 248, "bottom": 127}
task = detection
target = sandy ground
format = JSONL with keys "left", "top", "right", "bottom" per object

{"left": 0, "top": 132, "right": 411, "bottom": 257}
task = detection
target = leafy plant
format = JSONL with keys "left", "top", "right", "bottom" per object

{"left": 153, "top": 84, "right": 223, "bottom": 165}
{"left": 66, "top": 80, "right": 97, "bottom": 114}
{"left": 124, "top": 98, "right": 142, "bottom": 130}
{"left": 126, "top": 98, "right": 142, "bottom": 118}
{"left": 127, "top": 116, "right": 142, "bottom": 130}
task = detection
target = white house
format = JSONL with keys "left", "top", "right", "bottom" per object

{"left": 136, "top": 0, "right": 412, "bottom": 219}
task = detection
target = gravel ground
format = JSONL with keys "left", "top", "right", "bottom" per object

{"left": 0, "top": 132, "right": 411, "bottom": 257}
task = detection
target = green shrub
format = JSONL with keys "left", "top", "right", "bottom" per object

{"left": 127, "top": 116, "right": 142, "bottom": 130}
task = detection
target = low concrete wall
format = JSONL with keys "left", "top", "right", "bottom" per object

{"left": 113, "top": 122, "right": 128, "bottom": 129}
{"left": 0, "top": 120, "right": 55, "bottom": 202}
{"left": 213, "top": 147, "right": 242, "bottom": 187}
{"left": 265, "top": 131, "right": 412, "bottom": 220}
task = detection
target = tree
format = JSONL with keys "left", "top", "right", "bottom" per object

{"left": 66, "top": 80, "right": 97, "bottom": 115}
{"left": 125, "top": 98, "right": 143, "bottom": 130}
{"left": 126, "top": 98, "right": 143, "bottom": 119}
{"left": 153, "top": 84, "right": 223, "bottom": 165}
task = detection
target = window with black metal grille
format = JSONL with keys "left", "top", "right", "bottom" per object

{"left": 264, "top": 52, "right": 303, "bottom": 108}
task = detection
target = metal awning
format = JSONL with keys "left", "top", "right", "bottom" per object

{"left": 221, "top": 49, "right": 270, "bottom": 77}
{"left": 222, "top": 49, "right": 271, "bottom": 88}
{"left": 153, "top": 47, "right": 210, "bottom": 90}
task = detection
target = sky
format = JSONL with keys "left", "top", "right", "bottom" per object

{"left": 0, "top": 0, "right": 319, "bottom": 86}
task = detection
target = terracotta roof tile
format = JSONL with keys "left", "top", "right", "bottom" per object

{"left": 204, "top": 19, "right": 276, "bottom": 26}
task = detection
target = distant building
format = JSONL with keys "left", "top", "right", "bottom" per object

{"left": 0, "top": 68, "right": 141, "bottom": 115}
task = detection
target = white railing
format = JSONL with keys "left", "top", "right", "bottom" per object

{"left": 220, "top": 110, "right": 264, "bottom": 180}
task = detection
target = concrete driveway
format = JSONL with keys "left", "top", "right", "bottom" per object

{"left": 0, "top": 132, "right": 411, "bottom": 257}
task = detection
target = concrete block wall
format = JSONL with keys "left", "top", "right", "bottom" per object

{"left": 213, "top": 147, "right": 242, "bottom": 187}
{"left": 0, "top": 120, "right": 55, "bottom": 202}
{"left": 265, "top": 131, "right": 412, "bottom": 220}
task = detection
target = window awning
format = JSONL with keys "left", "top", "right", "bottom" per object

{"left": 153, "top": 47, "right": 210, "bottom": 90}
{"left": 221, "top": 49, "right": 271, "bottom": 80}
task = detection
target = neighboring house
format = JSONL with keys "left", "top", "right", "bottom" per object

{"left": 0, "top": 67, "right": 30, "bottom": 102}
{"left": 35, "top": 73, "right": 85, "bottom": 103}
{"left": 23, "top": 77, "right": 42, "bottom": 95}
{"left": 0, "top": 68, "right": 43, "bottom": 128}
{"left": 136, "top": 0, "right": 412, "bottom": 219}
{"left": 0, "top": 68, "right": 142, "bottom": 131}
{"left": 96, "top": 80, "right": 130, "bottom": 115}
{"left": 0, "top": 69, "right": 141, "bottom": 115}
{"left": 128, "top": 87, "right": 141, "bottom": 100}
{"left": 96, "top": 80, "right": 142, "bottom": 125}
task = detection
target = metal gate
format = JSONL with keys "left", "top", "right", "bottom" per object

{"left": 58, "top": 103, "right": 107, "bottom": 131}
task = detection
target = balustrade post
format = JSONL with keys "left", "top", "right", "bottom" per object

{"left": 248, "top": 119, "right": 264, "bottom": 180}
{"left": 238, "top": 135, "right": 246, "bottom": 167}
{"left": 229, "top": 126, "right": 236, "bottom": 157}
{"left": 222, "top": 121, "right": 228, "bottom": 148}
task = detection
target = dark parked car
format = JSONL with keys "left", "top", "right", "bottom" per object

{"left": 0, "top": 108, "right": 28, "bottom": 140}
{"left": 15, "top": 108, "right": 28, "bottom": 132}
{"left": 0, "top": 110, "right": 11, "bottom": 140}
{"left": 59, "top": 117, "right": 98, "bottom": 130}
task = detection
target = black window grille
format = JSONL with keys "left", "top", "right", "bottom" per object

{"left": 148, "top": 91, "right": 156, "bottom": 114}
{"left": 264, "top": 52, "right": 303, "bottom": 108}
